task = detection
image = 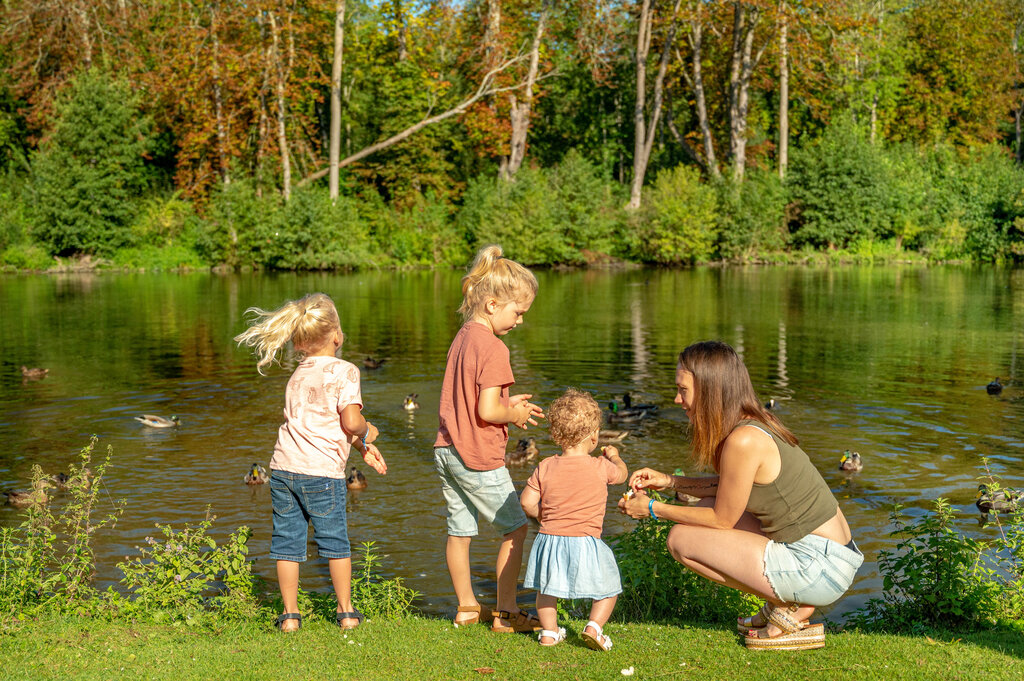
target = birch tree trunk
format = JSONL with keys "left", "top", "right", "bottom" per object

{"left": 210, "top": 5, "right": 230, "bottom": 185}
{"left": 504, "top": 1, "right": 549, "bottom": 179}
{"left": 393, "top": 0, "right": 408, "bottom": 61}
{"left": 329, "top": 0, "right": 345, "bottom": 200}
{"left": 778, "top": 0, "right": 788, "bottom": 179}
{"left": 269, "top": 9, "right": 291, "bottom": 201}
{"left": 682, "top": 0, "right": 719, "bottom": 177}
{"left": 628, "top": 0, "right": 682, "bottom": 211}
{"left": 727, "top": 1, "right": 767, "bottom": 181}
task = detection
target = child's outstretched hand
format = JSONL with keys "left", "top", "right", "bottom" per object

{"left": 601, "top": 445, "right": 620, "bottom": 460}
{"left": 510, "top": 393, "right": 545, "bottom": 429}
{"left": 362, "top": 444, "right": 387, "bottom": 475}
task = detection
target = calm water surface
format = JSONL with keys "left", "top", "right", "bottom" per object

{"left": 1, "top": 266, "right": 1022, "bottom": 621}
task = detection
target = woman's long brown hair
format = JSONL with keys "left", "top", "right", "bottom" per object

{"left": 679, "top": 340, "right": 797, "bottom": 472}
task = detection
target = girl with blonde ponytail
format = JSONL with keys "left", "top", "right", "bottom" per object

{"left": 234, "top": 292, "right": 387, "bottom": 633}
{"left": 434, "top": 245, "right": 545, "bottom": 633}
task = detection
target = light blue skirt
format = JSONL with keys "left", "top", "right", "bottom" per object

{"left": 523, "top": 533, "right": 622, "bottom": 600}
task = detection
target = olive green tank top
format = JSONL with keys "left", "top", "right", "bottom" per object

{"left": 738, "top": 420, "right": 837, "bottom": 544}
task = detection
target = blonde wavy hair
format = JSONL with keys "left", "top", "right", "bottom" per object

{"left": 458, "top": 245, "right": 538, "bottom": 322}
{"left": 233, "top": 292, "right": 341, "bottom": 374}
{"left": 548, "top": 388, "right": 602, "bottom": 449}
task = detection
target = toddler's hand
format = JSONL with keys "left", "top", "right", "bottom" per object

{"left": 601, "top": 445, "right": 620, "bottom": 459}
{"left": 364, "top": 422, "right": 379, "bottom": 445}
{"left": 362, "top": 444, "right": 387, "bottom": 475}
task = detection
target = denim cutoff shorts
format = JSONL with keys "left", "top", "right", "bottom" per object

{"left": 434, "top": 444, "right": 527, "bottom": 537}
{"left": 269, "top": 470, "right": 349, "bottom": 562}
{"left": 762, "top": 534, "right": 864, "bottom": 606}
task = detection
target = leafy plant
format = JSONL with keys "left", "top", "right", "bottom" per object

{"left": 350, "top": 541, "right": 419, "bottom": 620}
{"left": 610, "top": 511, "right": 758, "bottom": 624}
{"left": 629, "top": 165, "right": 719, "bottom": 264}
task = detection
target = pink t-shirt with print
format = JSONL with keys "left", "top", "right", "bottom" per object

{"left": 270, "top": 356, "right": 362, "bottom": 479}
{"left": 526, "top": 455, "right": 621, "bottom": 538}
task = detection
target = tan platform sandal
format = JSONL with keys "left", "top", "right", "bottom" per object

{"left": 737, "top": 602, "right": 809, "bottom": 634}
{"left": 453, "top": 604, "right": 492, "bottom": 626}
{"left": 490, "top": 609, "right": 543, "bottom": 633}
{"left": 744, "top": 605, "right": 825, "bottom": 651}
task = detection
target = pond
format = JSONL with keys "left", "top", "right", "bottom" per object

{"left": 1, "top": 266, "right": 1022, "bottom": 621}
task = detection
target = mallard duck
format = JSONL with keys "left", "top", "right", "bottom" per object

{"left": 50, "top": 472, "right": 71, "bottom": 489}
{"left": 347, "top": 466, "right": 368, "bottom": 490}
{"left": 134, "top": 414, "right": 180, "bottom": 428}
{"left": 622, "top": 392, "right": 658, "bottom": 414}
{"left": 839, "top": 450, "right": 863, "bottom": 472}
{"left": 4, "top": 479, "right": 52, "bottom": 508}
{"left": 505, "top": 437, "right": 539, "bottom": 466}
{"left": 976, "top": 484, "right": 1021, "bottom": 513}
{"left": 598, "top": 430, "right": 629, "bottom": 445}
{"left": 605, "top": 401, "right": 647, "bottom": 424}
{"left": 403, "top": 393, "right": 420, "bottom": 411}
{"left": 987, "top": 378, "right": 1004, "bottom": 395}
{"left": 244, "top": 463, "right": 269, "bottom": 485}
{"left": 363, "top": 357, "right": 386, "bottom": 370}
{"left": 764, "top": 398, "right": 777, "bottom": 410}
{"left": 20, "top": 366, "right": 48, "bottom": 380}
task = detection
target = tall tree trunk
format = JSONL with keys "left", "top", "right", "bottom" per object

{"left": 329, "top": 0, "right": 345, "bottom": 200}
{"left": 728, "top": 1, "right": 767, "bottom": 181}
{"left": 869, "top": 0, "right": 883, "bottom": 144}
{"left": 485, "top": 0, "right": 502, "bottom": 69}
{"left": 210, "top": 5, "right": 230, "bottom": 185}
{"left": 778, "top": 0, "right": 788, "bottom": 179}
{"left": 393, "top": 0, "right": 408, "bottom": 61}
{"left": 629, "top": 0, "right": 682, "bottom": 211}
{"left": 269, "top": 9, "right": 291, "bottom": 201}
{"left": 504, "top": 1, "right": 549, "bottom": 179}
{"left": 1014, "top": 7, "right": 1023, "bottom": 165}
{"left": 682, "top": 0, "right": 718, "bottom": 177}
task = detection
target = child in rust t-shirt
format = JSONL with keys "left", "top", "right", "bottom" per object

{"left": 433, "top": 245, "right": 544, "bottom": 634}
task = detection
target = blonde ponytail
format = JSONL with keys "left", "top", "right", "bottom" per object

{"left": 457, "top": 245, "right": 538, "bottom": 322}
{"left": 234, "top": 292, "right": 341, "bottom": 374}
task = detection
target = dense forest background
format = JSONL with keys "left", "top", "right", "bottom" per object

{"left": 1, "top": 0, "right": 1024, "bottom": 270}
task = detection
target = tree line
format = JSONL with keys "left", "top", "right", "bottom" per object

{"left": 1, "top": 0, "right": 1023, "bottom": 269}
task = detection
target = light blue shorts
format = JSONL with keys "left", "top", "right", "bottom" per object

{"left": 523, "top": 533, "right": 622, "bottom": 600}
{"left": 434, "top": 445, "right": 527, "bottom": 537}
{"left": 762, "top": 534, "right": 864, "bottom": 607}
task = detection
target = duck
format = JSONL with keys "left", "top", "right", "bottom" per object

{"left": 598, "top": 430, "right": 629, "bottom": 445}
{"left": 839, "top": 450, "right": 863, "bottom": 472}
{"left": 244, "top": 463, "right": 269, "bottom": 485}
{"left": 987, "top": 378, "right": 1004, "bottom": 395}
{"left": 764, "top": 398, "right": 777, "bottom": 410}
{"left": 505, "top": 437, "right": 539, "bottom": 466}
{"left": 605, "top": 401, "right": 648, "bottom": 424}
{"left": 50, "top": 472, "right": 71, "bottom": 490}
{"left": 976, "top": 484, "right": 1021, "bottom": 513}
{"left": 4, "top": 479, "right": 52, "bottom": 508}
{"left": 363, "top": 357, "right": 386, "bottom": 370}
{"left": 622, "top": 392, "right": 658, "bottom": 414}
{"left": 134, "top": 414, "right": 180, "bottom": 428}
{"left": 20, "top": 366, "right": 48, "bottom": 380}
{"left": 346, "top": 466, "right": 368, "bottom": 490}
{"left": 403, "top": 393, "right": 420, "bottom": 411}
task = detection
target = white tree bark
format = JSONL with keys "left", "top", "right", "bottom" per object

{"left": 269, "top": 9, "right": 291, "bottom": 201}
{"left": 504, "top": 1, "right": 549, "bottom": 179}
{"left": 778, "top": 0, "right": 789, "bottom": 178}
{"left": 329, "top": 0, "right": 345, "bottom": 200}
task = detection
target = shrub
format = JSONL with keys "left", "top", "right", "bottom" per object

{"left": 628, "top": 165, "right": 718, "bottom": 264}
{"left": 32, "top": 68, "right": 153, "bottom": 256}
{"left": 715, "top": 169, "right": 789, "bottom": 261}
{"left": 350, "top": 541, "right": 419, "bottom": 619}
{"left": 610, "top": 511, "right": 758, "bottom": 624}
{"left": 363, "top": 191, "right": 466, "bottom": 267}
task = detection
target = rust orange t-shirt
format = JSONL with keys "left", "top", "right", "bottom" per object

{"left": 434, "top": 322, "right": 514, "bottom": 471}
{"left": 526, "top": 455, "right": 621, "bottom": 537}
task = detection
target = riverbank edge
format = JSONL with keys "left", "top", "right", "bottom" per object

{"left": 2, "top": 614, "right": 1021, "bottom": 680}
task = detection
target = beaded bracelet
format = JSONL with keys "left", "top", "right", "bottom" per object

{"left": 648, "top": 498, "right": 657, "bottom": 520}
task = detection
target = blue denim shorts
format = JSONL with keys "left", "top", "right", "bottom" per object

{"left": 269, "top": 470, "right": 350, "bottom": 562}
{"left": 763, "top": 534, "right": 864, "bottom": 607}
{"left": 433, "top": 445, "right": 527, "bottom": 537}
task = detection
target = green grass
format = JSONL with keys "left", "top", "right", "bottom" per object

{"left": 3, "top": 615, "right": 1022, "bottom": 680}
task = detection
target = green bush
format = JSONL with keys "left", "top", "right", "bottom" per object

{"left": 0, "top": 171, "right": 32, "bottom": 251}
{"left": 459, "top": 150, "right": 624, "bottom": 265}
{"left": 1, "top": 243, "right": 51, "bottom": 271}
{"left": 629, "top": 165, "right": 718, "bottom": 264}
{"left": 32, "top": 68, "right": 153, "bottom": 256}
{"left": 788, "top": 121, "right": 897, "bottom": 249}
{"left": 610, "top": 512, "right": 758, "bottom": 624}
{"left": 363, "top": 191, "right": 466, "bottom": 267}
{"left": 350, "top": 541, "right": 419, "bottom": 619}
{"left": 715, "top": 169, "right": 789, "bottom": 261}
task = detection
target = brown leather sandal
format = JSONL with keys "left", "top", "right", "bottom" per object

{"left": 453, "top": 604, "right": 492, "bottom": 626}
{"left": 490, "top": 609, "right": 543, "bottom": 633}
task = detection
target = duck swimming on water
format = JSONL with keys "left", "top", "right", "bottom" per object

{"left": 347, "top": 466, "right": 368, "bottom": 490}
{"left": 135, "top": 415, "right": 180, "bottom": 428}
{"left": 506, "top": 437, "right": 539, "bottom": 466}
{"left": 839, "top": 450, "right": 863, "bottom": 472}
{"left": 244, "top": 463, "right": 269, "bottom": 485}
{"left": 987, "top": 378, "right": 1004, "bottom": 395}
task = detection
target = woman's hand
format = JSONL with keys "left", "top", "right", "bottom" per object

{"left": 628, "top": 467, "right": 672, "bottom": 492}
{"left": 362, "top": 444, "right": 387, "bottom": 475}
{"left": 617, "top": 489, "right": 652, "bottom": 519}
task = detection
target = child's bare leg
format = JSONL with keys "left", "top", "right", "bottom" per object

{"left": 277, "top": 559, "right": 301, "bottom": 632}
{"left": 584, "top": 595, "right": 618, "bottom": 636}
{"left": 446, "top": 535, "right": 480, "bottom": 624}
{"left": 493, "top": 524, "right": 527, "bottom": 626}
{"left": 537, "top": 593, "right": 558, "bottom": 643}
{"left": 328, "top": 557, "right": 359, "bottom": 627}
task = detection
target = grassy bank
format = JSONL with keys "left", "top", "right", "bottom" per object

{"left": 3, "top": 615, "right": 1022, "bottom": 681}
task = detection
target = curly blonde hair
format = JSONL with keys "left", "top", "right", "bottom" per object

{"left": 458, "top": 245, "right": 538, "bottom": 322}
{"left": 233, "top": 292, "right": 341, "bottom": 374}
{"left": 548, "top": 388, "right": 602, "bottom": 449}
